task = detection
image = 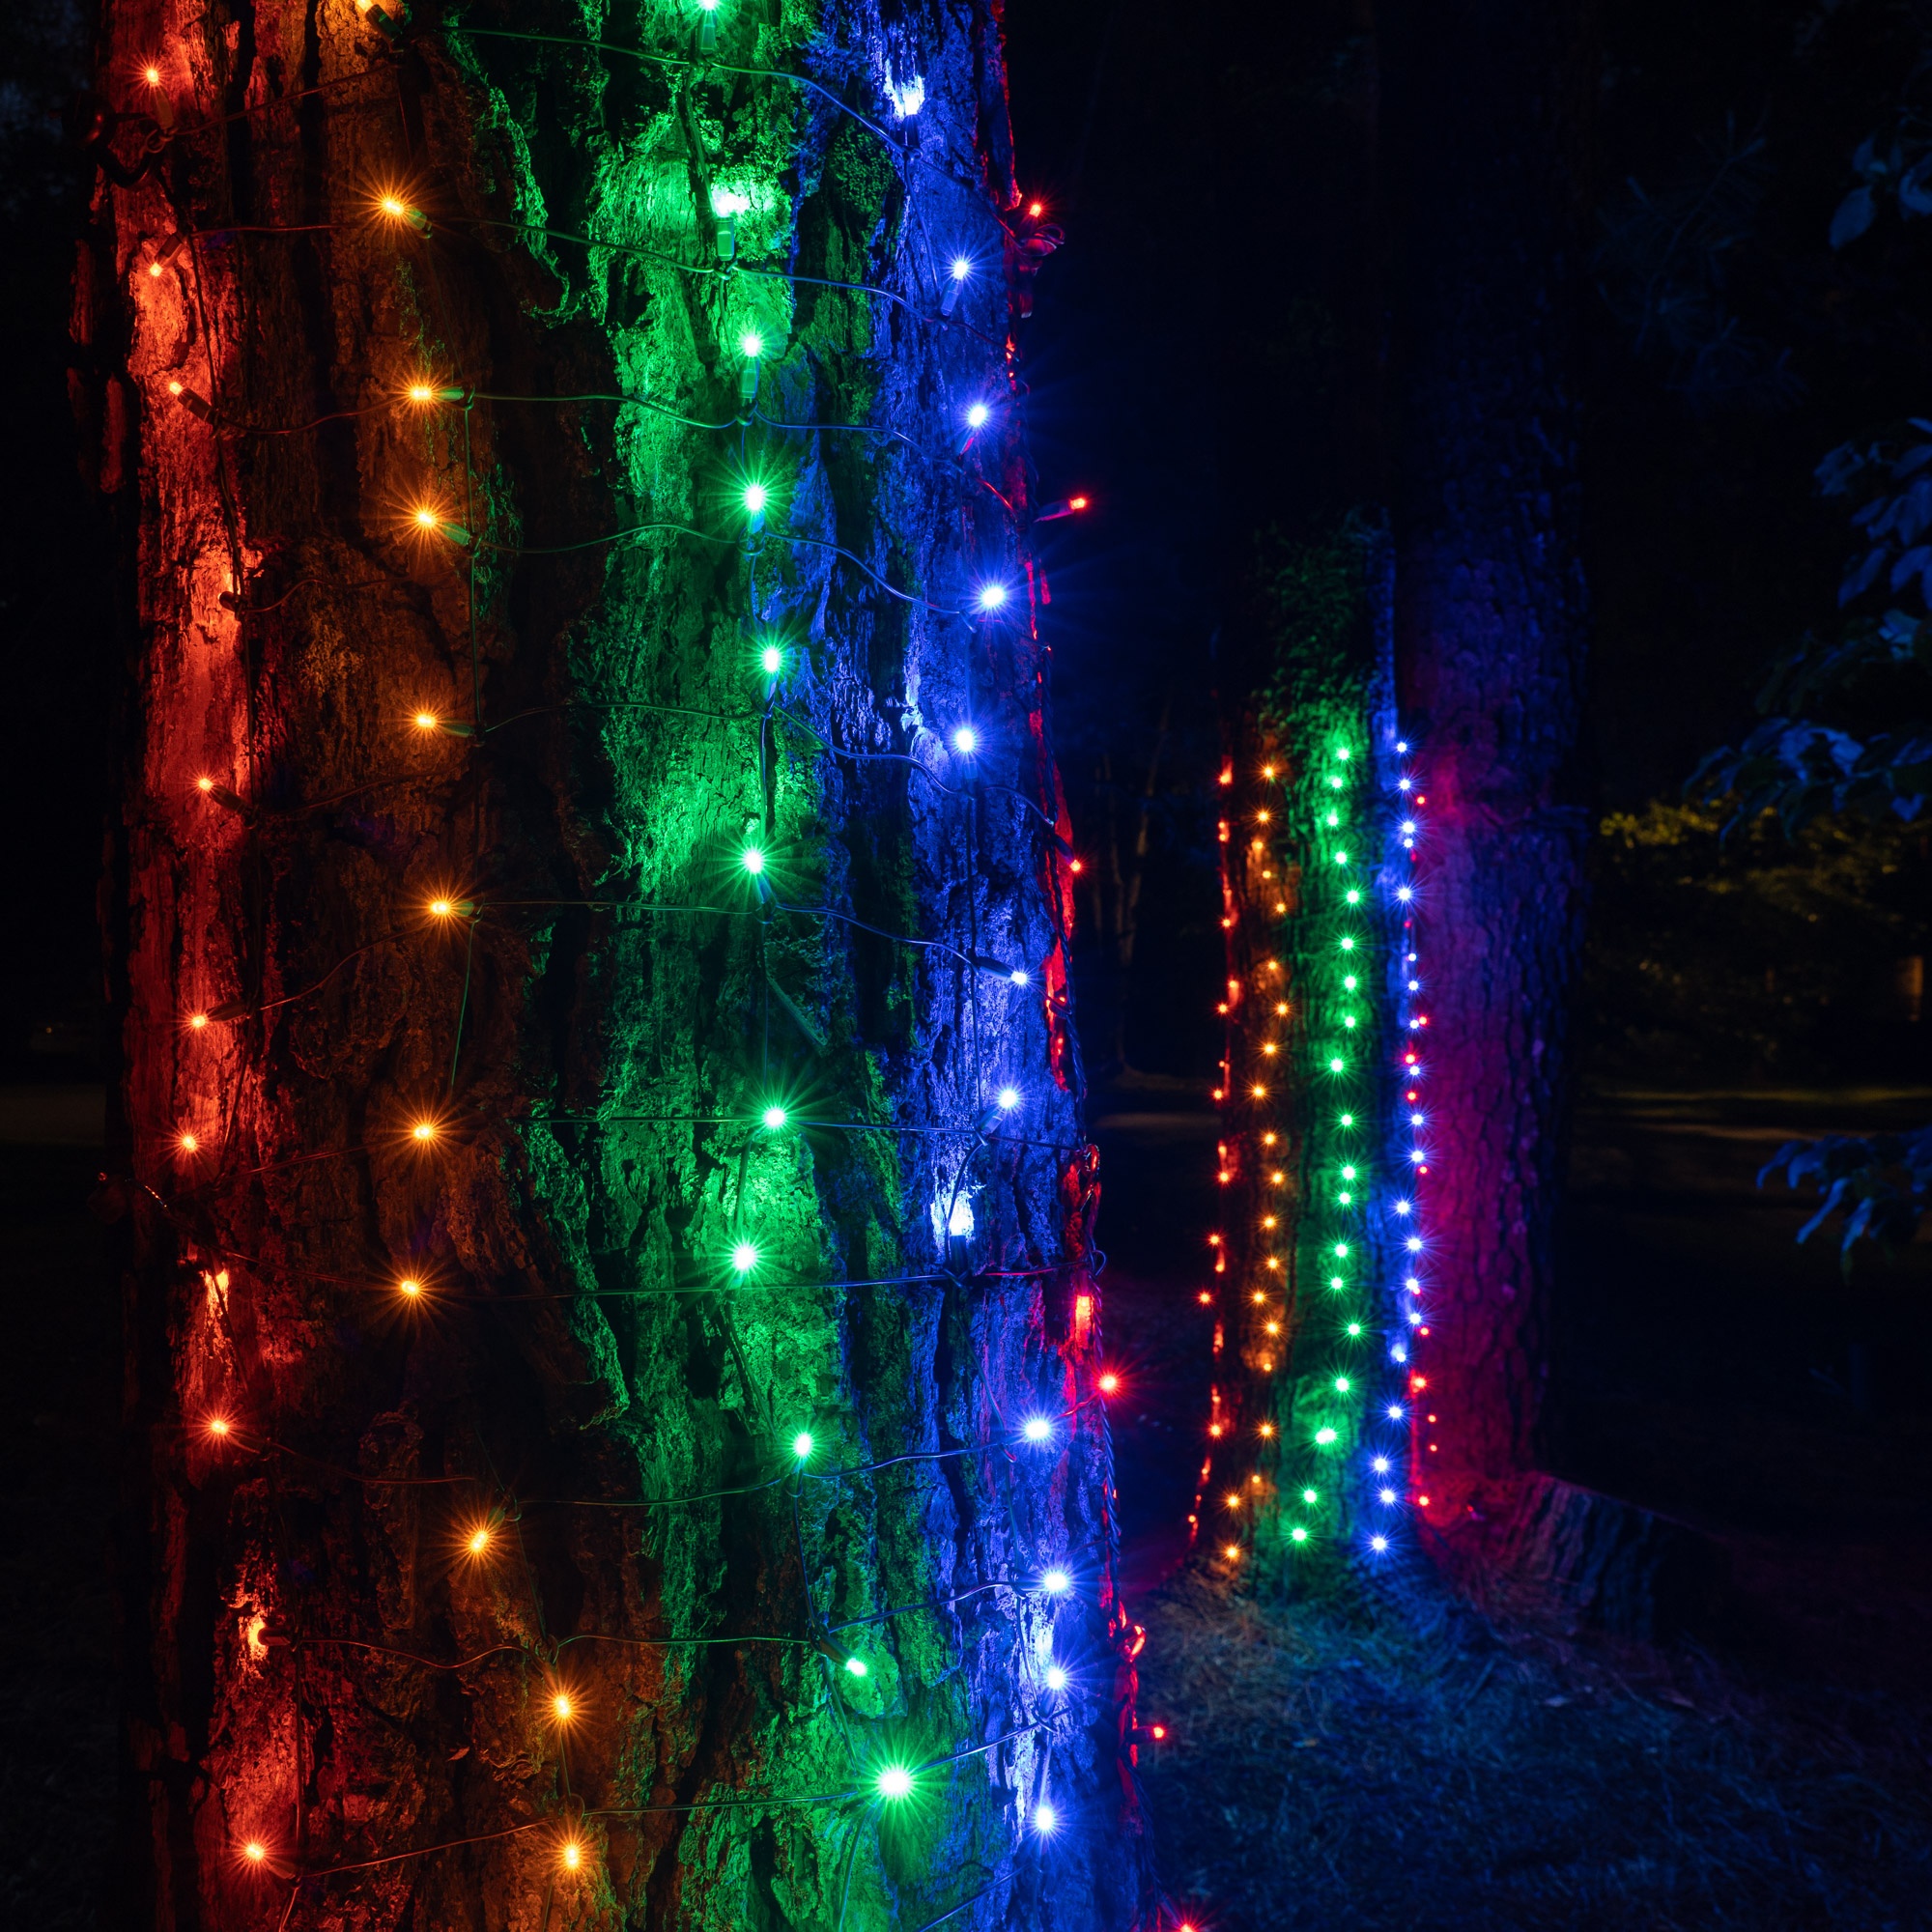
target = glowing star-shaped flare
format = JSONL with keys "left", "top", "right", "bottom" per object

{"left": 467, "top": 1524, "right": 492, "bottom": 1555}
{"left": 411, "top": 1121, "right": 437, "bottom": 1143}
{"left": 1045, "top": 1664, "right": 1068, "bottom": 1690}
{"left": 1022, "top": 1417, "right": 1051, "bottom": 1443}
{"left": 951, "top": 256, "right": 972, "bottom": 282}
{"left": 996, "top": 1086, "right": 1020, "bottom": 1111}
{"left": 242, "top": 1840, "right": 267, "bottom": 1865}
{"left": 791, "top": 1431, "right": 813, "bottom": 1460}
{"left": 398, "top": 1277, "right": 422, "bottom": 1298}
{"left": 731, "top": 1241, "right": 759, "bottom": 1274}
{"left": 742, "top": 482, "right": 768, "bottom": 516}
{"left": 413, "top": 711, "right": 440, "bottom": 729}
{"left": 952, "top": 725, "right": 978, "bottom": 753}
{"left": 551, "top": 1692, "right": 575, "bottom": 1721}
{"left": 762, "top": 1105, "right": 787, "bottom": 1129}
{"left": 876, "top": 1766, "right": 914, "bottom": 1801}
{"left": 1040, "top": 1566, "right": 1070, "bottom": 1594}
{"left": 738, "top": 330, "right": 763, "bottom": 358}
{"left": 188, "top": 1011, "right": 208, "bottom": 1030}
{"left": 560, "top": 1839, "right": 583, "bottom": 1871}
{"left": 843, "top": 1656, "right": 867, "bottom": 1676}
{"left": 740, "top": 845, "right": 766, "bottom": 876}
{"left": 966, "top": 402, "right": 990, "bottom": 428}
{"left": 1035, "top": 1803, "right": 1058, "bottom": 1833}
{"left": 760, "top": 644, "right": 782, "bottom": 675}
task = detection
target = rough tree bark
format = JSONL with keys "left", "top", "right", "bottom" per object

{"left": 1381, "top": 0, "right": 1594, "bottom": 1529}
{"left": 81, "top": 1, "right": 1153, "bottom": 1925}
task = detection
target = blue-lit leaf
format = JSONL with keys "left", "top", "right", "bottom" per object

{"left": 1830, "top": 185, "right": 1878, "bottom": 248}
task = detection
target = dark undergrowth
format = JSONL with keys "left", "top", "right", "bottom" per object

{"left": 1135, "top": 1561, "right": 1932, "bottom": 1932}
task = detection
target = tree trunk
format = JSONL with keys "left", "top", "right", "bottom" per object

{"left": 83, "top": 4, "right": 1152, "bottom": 1925}
{"left": 1382, "top": 0, "right": 1593, "bottom": 1525}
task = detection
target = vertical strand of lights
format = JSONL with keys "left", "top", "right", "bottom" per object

{"left": 1381, "top": 731, "right": 1433, "bottom": 1546}
{"left": 1201, "top": 532, "right": 1400, "bottom": 1581}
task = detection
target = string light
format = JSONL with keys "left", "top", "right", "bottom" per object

{"left": 128, "top": 15, "right": 1132, "bottom": 1917}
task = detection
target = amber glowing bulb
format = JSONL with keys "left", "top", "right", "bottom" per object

{"left": 551, "top": 1691, "right": 574, "bottom": 1721}
{"left": 1098, "top": 1372, "right": 1119, "bottom": 1394}
{"left": 429, "top": 897, "right": 454, "bottom": 917}
{"left": 242, "top": 1839, "right": 267, "bottom": 1864}
{"left": 188, "top": 1011, "right": 209, "bottom": 1030}
{"left": 144, "top": 64, "right": 162, "bottom": 83}
{"left": 411, "top": 1121, "right": 437, "bottom": 1143}
{"left": 413, "top": 505, "right": 439, "bottom": 528}
{"left": 194, "top": 774, "right": 213, "bottom": 790}
{"left": 398, "top": 1277, "right": 422, "bottom": 1298}
{"left": 207, "top": 1416, "right": 231, "bottom": 1437}
{"left": 178, "top": 1130, "right": 200, "bottom": 1153}
{"left": 383, "top": 196, "right": 409, "bottom": 218}
{"left": 408, "top": 384, "right": 435, "bottom": 403}
{"left": 413, "top": 711, "right": 439, "bottom": 730}
{"left": 1223, "top": 1544, "right": 1240, "bottom": 1561}
{"left": 560, "top": 1839, "right": 583, "bottom": 1872}
{"left": 148, "top": 260, "right": 164, "bottom": 278}
{"left": 466, "top": 1524, "right": 491, "bottom": 1555}
{"left": 1259, "top": 1423, "right": 1275, "bottom": 1438}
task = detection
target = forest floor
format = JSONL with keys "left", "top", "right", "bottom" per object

{"left": 1096, "top": 1074, "right": 1932, "bottom": 1932}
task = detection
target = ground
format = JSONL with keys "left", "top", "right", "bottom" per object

{"left": 1097, "top": 1075, "right": 1932, "bottom": 1932}
{"left": 6, "top": 1075, "right": 1931, "bottom": 1927}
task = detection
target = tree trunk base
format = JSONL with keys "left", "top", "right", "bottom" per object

{"left": 1443, "top": 1473, "right": 1730, "bottom": 1641}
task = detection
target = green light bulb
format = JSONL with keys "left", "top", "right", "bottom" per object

{"left": 1341, "top": 1165, "right": 1356, "bottom": 1180}
{"left": 1334, "top": 1376, "right": 1350, "bottom": 1393}
{"left": 876, "top": 1766, "right": 914, "bottom": 1801}
{"left": 1291, "top": 1526, "right": 1310, "bottom": 1543}
{"left": 739, "top": 329, "right": 764, "bottom": 358}
{"left": 844, "top": 1656, "right": 867, "bottom": 1677}
{"left": 1315, "top": 1427, "right": 1338, "bottom": 1445}
{"left": 741, "top": 845, "right": 766, "bottom": 876}
{"left": 1339, "top": 1113, "right": 1354, "bottom": 1127}
{"left": 760, "top": 644, "right": 782, "bottom": 675}
{"left": 1302, "top": 1489, "right": 1318, "bottom": 1504}
{"left": 1346, "top": 1321, "right": 1361, "bottom": 1337}
{"left": 791, "top": 1430, "right": 813, "bottom": 1459}
{"left": 762, "top": 1104, "right": 787, "bottom": 1129}
{"left": 743, "top": 482, "right": 768, "bottom": 515}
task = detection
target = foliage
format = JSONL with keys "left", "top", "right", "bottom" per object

{"left": 1594, "top": 124, "right": 1799, "bottom": 409}
{"left": 1580, "top": 800, "right": 1931, "bottom": 1077}
{"left": 1759, "top": 1122, "right": 1932, "bottom": 1258}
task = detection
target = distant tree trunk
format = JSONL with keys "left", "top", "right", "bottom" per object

{"left": 1382, "top": 0, "right": 1593, "bottom": 1522}
{"left": 83, "top": 3, "right": 1152, "bottom": 1925}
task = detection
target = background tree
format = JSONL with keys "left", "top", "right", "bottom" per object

{"left": 78, "top": 1, "right": 1151, "bottom": 1924}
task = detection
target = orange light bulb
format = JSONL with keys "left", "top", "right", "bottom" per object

{"left": 398, "top": 1277, "right": 422, "bottom": 1297}
{"left": 466, "top": 1524, "right": 491, "bottom": 1554}
{"left": 144, "top": 64, "right": 162, "bottom": 84}
{"left": 560, "top": 1840, "right": 583, "bottom": 1871}
{"left": 428, "top": 897, "right": 454, "bottom": 917}
{"left": 178, "top": 1130, "right": 199, "bottom": 1153}
{"left": 552, "top": 1691, "right": 574, "bottom": 1720}
{"left": 188, "top": 1011, "right": 209, "bottom": 1030}
{"left": 242, "top": 1839, "right": 267, "bottom": 1864}
{"left": 408, "top": 384, "right": 434, "bottom": 403}
{"left": 207, "top": 1416, "right": 230, "bottom": 1437}
{"left": 194, "top": 774, "right": 213, "bottom": 790}
{"left": 413, "top": 711, "right": 439, "bottom": 730}
{"left": 411, "top": 1121, "right": 437, "bottom": 1143}
{"left": 413, "top": 505, "right": 439, "bottom": 528}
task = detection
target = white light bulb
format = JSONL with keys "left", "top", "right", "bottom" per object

{"left": 1041, "top": 1567, "right": 1070, "bottom": 1594}
{"left": 997, "top": 1086, "right": 1020, "bottom": 1111}
{"left": 978, "top": 582, "right": 1008, "bottom": 611}
{"left": 1022, "top": 1416, "right": 1051, "bottom": 1442}
{"left": 952, "top": 725, "right": 978, "bottom": 753}
{"left": 951, "top": 256, "right": 972, "bottom": 281}
{"left": 731, "top": 1241, "right": 759, "bottom": 1273}
{"left": 1044, "top": 1665, "right": 1068, "bottom": 1690}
